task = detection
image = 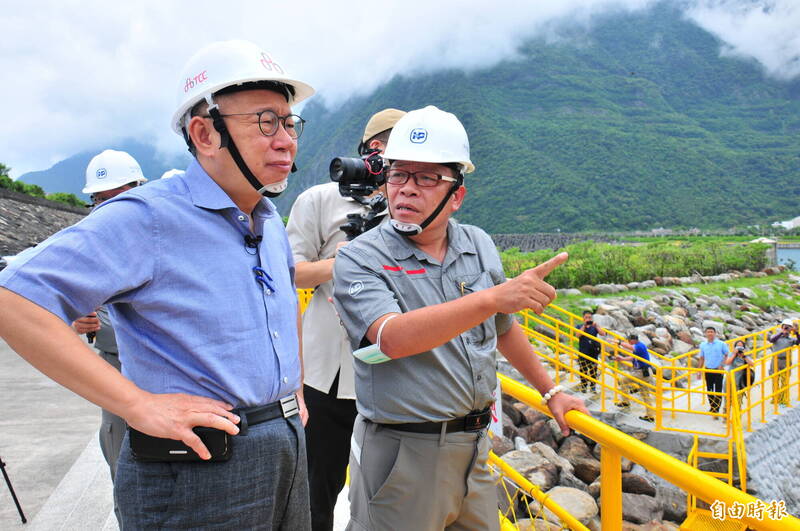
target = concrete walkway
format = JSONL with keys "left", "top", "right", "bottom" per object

{"left": 0, "top": 338, "right": 105, "bottom": 528}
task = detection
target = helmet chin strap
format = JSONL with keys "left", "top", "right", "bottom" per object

{"left": 390, "top": 175, "right": 463, "bottom": 236}
{"left": 207, "top": 103, "right": 295, "bottom": 198}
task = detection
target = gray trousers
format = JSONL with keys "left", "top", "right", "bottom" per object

{"left": 346, "top": 415, "right": 499, "bottom": 531}
{"left": 115, "top": 413, "right": 310, "bottom": 530}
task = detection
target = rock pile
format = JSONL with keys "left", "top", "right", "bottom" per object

{"left": 494, "top": 399, "right": 681, "bottom": 529}
{"left": 547, "top": 276, "right": 800, "bottom": 369}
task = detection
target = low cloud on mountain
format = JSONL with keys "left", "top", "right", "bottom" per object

{"left": 1, "top": 0, "right": 797, "bottom": 177}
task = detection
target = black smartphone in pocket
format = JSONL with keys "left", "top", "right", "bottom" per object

{"left": 129, "top": 426, "right": 232, "bottom": 462}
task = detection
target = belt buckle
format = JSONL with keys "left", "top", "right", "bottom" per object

{"left": 463, "top": 410, "right": 490, "bottom": 432}
{"left": 279, "top": 395, "right": 299, "bottom": 418}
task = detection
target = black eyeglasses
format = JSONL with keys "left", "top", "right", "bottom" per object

{"left": 386, "top": 170, "right": 457, "bottom": 188}
{"left": 202, "top": 109, "right": 305, "bottom": 139}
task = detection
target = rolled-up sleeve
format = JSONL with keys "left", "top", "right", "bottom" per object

{"left": 332, "top": 247, "right": 401, "bottom": 351}
{"left": 0, "top": 196, "right": 156, "bottom": 324}
{"left": 483, "top": 235, "right": 514, "bottom": 336}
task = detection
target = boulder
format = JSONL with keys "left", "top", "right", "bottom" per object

{"left": 512, "top": 519, "right": 561, "bottom": 531}
{"left": 728, "top": 324, "right": 750, "bottom": 338}
{"left": 529, "top": 442, "right": 574, "bottom": 475}
{"left": 557, "top": 288, "right": 583, "bottom": 296}
{"left": 622, "top": 473, "right": 656, "bottom": 496}
{"left": 592, "top": 314, "right": 617, "bottom": 330}
{"left": 492, "top": 434, "right": 515, "bottom": 456}
{"left": 558, "top": 438, "right": 601, "bottom": 484}
{"left": 558, "top": 470, "right": 589, "bottom": 493}
{"left": 579, "top": 285, "right": 597, "bottom": 295}
{"left": 670, "top": 307, "right": 688, "bottom": 318}
{"left": 597, "top": 303, "right": 620, "bottom": 315}
{"left": 736, "top": 288, "right": 756, "bottom": 299}
{"left": 503, "top": 400, "right": 525, "bottom": 426}
{"left": 588, "top": 479, "right": 601, "bottom": 498}
{"left": 543, "top": 486, "right": 599, "bottom": 524}
{"left": 627, "top": 282, "right": 641, "bottom": 290}
{"left": 617, "top": 492, "right": 664, "bottom": 524}
{"left": 676, "top": 331, "right": 695, "bottom": 346}
{"left": 639, "top": 280, "right": 657, "bottom": 288}
{"left": 656, "top": 484, "right": 687, "bottom": 523}
{"left": 671, "top": 340, "right": 694, "bottom": 356}
{"left": 519, "top": 405, "right": 548, "bottom": 426}
{"left": 521, "top": 419, "right": 557, "bottom": 449}
{"left": 503, "top": 415, "right": 519, "bottom": 440}
{"left": 547, "top": 418, "right": 567, "bottom": 446}
{"left": 595, "top": 284, "right": 618, "bottom": 294}
{"left": 663, "top": 315, "right": 689, "bottom": 334}
{"left": 500, "top": 450, "right": 559, "bottom": 491}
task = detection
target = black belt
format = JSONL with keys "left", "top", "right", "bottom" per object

{"left": 235, "top": 395, "right": 298, "bottom": 436}
{"left": 377, "top": 408, "right": 491, "bottom": 434}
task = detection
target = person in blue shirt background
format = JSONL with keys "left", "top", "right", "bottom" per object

{"left": 614, "top": 333, "right": 656, "bottom": 423}
{"left": 698, "top": 326, "right": 730, "bottom": 417}
{"left": 0, "top": 40, "right": 315, "bottom": 529}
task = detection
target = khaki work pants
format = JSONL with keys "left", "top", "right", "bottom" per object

{"left": 346, "top": 415, "right": 499, "bottom": 531}
{"left": 620, "top": 368, "right": 656, "bottom": 418}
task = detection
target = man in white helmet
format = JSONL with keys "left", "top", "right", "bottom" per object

{"left": 333, "top": 106, "right": 588, "bottom": 530}
{"left": 287, "top": 108, "right": 404, "bottom": 531}
{"left": 69, "top": 149, "right": 147, "bottom": 521}
{"left": 0, "top": 40, "right": 314, "bottom": 529}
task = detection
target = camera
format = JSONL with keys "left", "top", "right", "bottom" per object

{"left": 329, "top": 151, "right": 386, "bottom": 199}
{"left": 329, "top": 151, "right": 388, "bottom": 240}
{"left": 736, "top": 346, "right": 745, "bottom": 353}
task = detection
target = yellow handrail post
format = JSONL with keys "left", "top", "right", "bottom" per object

{"left": 600, "top": 448, "right": 622, "bottom": 530}
{"left": 656, "top": 366, "right": 663, "bottom": 430}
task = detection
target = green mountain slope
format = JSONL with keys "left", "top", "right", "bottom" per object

{"left": 279, "top": 3, "right": 800, "bottom": 232}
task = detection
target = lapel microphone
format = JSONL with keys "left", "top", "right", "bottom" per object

{"left": 244, "top": 234, "right": 262, "bottom": 249}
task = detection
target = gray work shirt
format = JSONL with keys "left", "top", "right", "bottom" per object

{"left": 94, "top": 305, "right": 119, "bottom": 354}
{"left": 333, "top": 220, "right": 513, "bottom": 424}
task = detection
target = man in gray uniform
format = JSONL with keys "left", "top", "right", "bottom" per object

{"left": 72, "top": 150, "right": 147, "bottom": 481}
{"left": 287, "top": 108, "right": 404, "bottom": 531}
{"left": 333, "top": 106, "right": 588, "bottom": 531}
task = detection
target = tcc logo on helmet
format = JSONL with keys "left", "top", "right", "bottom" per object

{"left": 260, "top": 52, "right": 284, "bottom": 74}
{"left": 409, "top": 128, "right": 428, "bottom": 144}
{"left": 96, "top": 168, "right": 107, "bottom": 179}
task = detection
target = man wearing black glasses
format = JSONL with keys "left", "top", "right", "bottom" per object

{"left": 0, "top": 41, "right": 315, "bottom": 529}
{"left": 333, "top": 106, "right": 588, "bottom": 531}
{"left": 287, "top": 108, "right": 404, "bottom": 531}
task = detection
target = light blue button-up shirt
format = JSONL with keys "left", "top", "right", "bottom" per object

{"left": 0, "top": 159, "right": 299, "bottom": 407}
{"left": 699, "top": 338, "right": 729, "bottom": 370}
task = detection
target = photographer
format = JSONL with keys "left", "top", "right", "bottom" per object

{"left": 576, "top": 310, "right": 606, "bottom": 394}
{"left": 724, "top": 339, "right": 754, "bottom": 412}
{"left": 768, "top": 319, "right": 799, "bottom": 406}
{"left": 286, "top": 108, "right": 405, "bottom": 531}
{"left": 332, "top": 106, "right": 587, "bottom": 530}
{"left": 614, "top": 334, "right": 656, "bottom": 423}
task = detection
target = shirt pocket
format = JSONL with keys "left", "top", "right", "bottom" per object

{"left": 455, "top": 272, "right": 496, "bottom": 347}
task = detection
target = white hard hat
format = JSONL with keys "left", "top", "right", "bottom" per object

{"left": 83, "top": 150, "right": 147, "bottom": 194}
{"left": 383, "top": 105, "right": 474, "bottom": 174}
{"left": 160, "top": 169, "right": 184, "bottom": 180}
{"left": 171, "top": 40, "right": 315, "bottom": 135}
{"left": 781, "top": 319, "right": 794, "bottom": 327}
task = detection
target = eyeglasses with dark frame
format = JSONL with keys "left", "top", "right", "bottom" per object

{"left": 385, "top": 170, "right": 457, "bottom": 188}
{"left": 201, "top": 109, "right": 305, "bottom": 139}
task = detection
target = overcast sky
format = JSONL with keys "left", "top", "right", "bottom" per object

{"left": 2, "top": 0, "right": 798, "bottom": 178}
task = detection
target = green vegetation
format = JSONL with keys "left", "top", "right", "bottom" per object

{"left": 1, "top": 163, "right": 85, "bottom": 208}
{"left": 500, "top": 240, "right": 769, "bottom": 288}
{"left": 283, "top": 4, "right": 800, "bottom": 234}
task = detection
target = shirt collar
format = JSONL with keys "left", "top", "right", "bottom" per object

{"left": 183, "top": 159, "right": 276, "bottom": 217}
{"left": 380, "top": 219, "right": 476, "bottom": 263}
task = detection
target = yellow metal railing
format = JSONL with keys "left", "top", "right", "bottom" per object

{"left": 298, "top": 288, "right": 314, "bottom": 314}
{"left": 499, "top": 373, "right": 800, "bottom": 530}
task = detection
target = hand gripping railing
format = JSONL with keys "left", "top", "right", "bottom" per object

{"left": 498, "top": 373, "right": 800, "bottom": 530}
